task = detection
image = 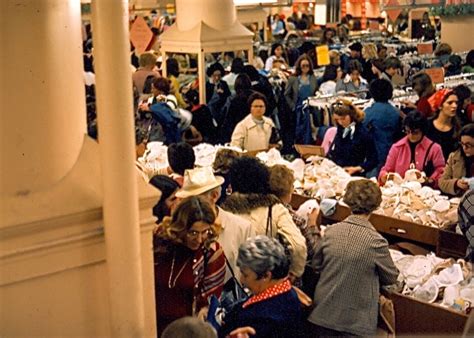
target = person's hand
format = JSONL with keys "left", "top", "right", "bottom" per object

{"left": 344, "top": 166, "right": 362, "bottom": 175}
{"left": 380, "top": 173, "right": 388, "bottom": 185}
{"left": 307, "top": 208, "right": 320, "bottom": 229}
{"left": 456, "top": 179, "right": 469, "bottom": 191}
{"left": 139, "top": 102, "right": 150, "bottom": 111}
{"left": 196, "top": 306, "right": 208, "bottom": 321}
{"left": 401, "top": 100, "right": 417, "bottom": 109}
{"left": 228, "top": 326, "right": 256, "bottom": 338}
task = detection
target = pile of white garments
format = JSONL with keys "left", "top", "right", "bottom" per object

{"left": 390, "top": 250, "right": 473, "bottom": 313}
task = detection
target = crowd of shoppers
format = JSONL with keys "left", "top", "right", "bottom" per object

{"left": 79, "top": 11, "right": 474, "bottom": 337}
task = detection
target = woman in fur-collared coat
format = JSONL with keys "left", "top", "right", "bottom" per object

{"left": 222, "top": 157, "right": 307, "bottom": 279}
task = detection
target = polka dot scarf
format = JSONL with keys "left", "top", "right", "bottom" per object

{"left": 242, "top": 279, "right": 292, "bottom": 309}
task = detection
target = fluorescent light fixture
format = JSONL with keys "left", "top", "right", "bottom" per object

{"left": 234, "top": 0, "right": 277, "bottom": 5}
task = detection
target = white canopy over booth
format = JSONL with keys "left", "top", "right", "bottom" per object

{"left": 160, "top": 0, "right": 254, "bottom": 104}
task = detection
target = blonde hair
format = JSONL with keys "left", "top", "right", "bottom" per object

{"left": 332, "top": 99, "right": 365, "bottom": 123}
{"left": 139, "top": 52, "right": 158, "bottom": 68}
{"left": 329, "top": 50, "right": 340, "bottom": 65}
{"left": 156, "top": 196, "right": 220, "bottom": 247}
{"left": 362, "top": 43, "right": 378, "bottom": 60}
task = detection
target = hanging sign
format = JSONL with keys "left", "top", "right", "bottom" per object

{"left": 384, "top": 0, "right": 402, "bottom": 22}
{"left": 130, "top": 16, "right": 153, "bottom": 54}
{"left": 425, "top": 68, "right": 445, "bottom": 84}
{"left": 316, "top": 45, "right": 330, "bottom": 66}
{"left": 417, "top": 43, "right": 433, "bottom": 55}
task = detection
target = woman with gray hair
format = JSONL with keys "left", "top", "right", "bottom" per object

{"left": 307, "top": 179, "right": 398, "bottom": 337}
{"left": 219, "top": 236, "right": 305, "bottom": 338}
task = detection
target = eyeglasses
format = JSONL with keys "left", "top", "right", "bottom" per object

{"left": 404, "top": 128, "right": 422, "bottom": 135}
{"left": 460, "top": 142, "right": 474, "bottom": 149}
{"left": 187, "top": 229, "right": 213, "bottom": 239}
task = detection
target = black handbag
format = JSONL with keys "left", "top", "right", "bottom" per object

{"left": 219, "top": 258, "right": 249, "bottom": 313}
{"left": 269, "top": 126, "right": 282, "bottom": 145}
{"left": 422, "top": 141, "right": 436, "bottom": 177}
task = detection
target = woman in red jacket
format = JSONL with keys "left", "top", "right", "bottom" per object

{"left": 153, "top": 196, "right": 225, "bottom": 336}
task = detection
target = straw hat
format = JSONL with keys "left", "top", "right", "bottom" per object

{"left": 175, "top": 167, "right": 225, "bottom": 198}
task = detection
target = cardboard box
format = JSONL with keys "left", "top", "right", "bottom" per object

{"left": 387, "top": 291, "right": 468, "bottom": 336}
{"left": 294, "top": 144, "right": 325, "bottom": 159}
{"left": 290, "top": 193, "right": 468, "bottom": 258}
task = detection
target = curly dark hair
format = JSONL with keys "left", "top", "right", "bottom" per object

{"left": 229, "top": 157, "right": 270, "bottom": 194}
{"left": 207, "top": 62, "right": 225, "bottom": 77}
{"left": 370, "top": 79, "right": 393, "bottom": 103}
{"left": 167, "top": 142, "right": 195, "bottom": 175}
{"left": 248, "top": 92, "right": 267, "bottom": 109}
{"left": 403, "top": 111, "right": 428, "bottom": 134}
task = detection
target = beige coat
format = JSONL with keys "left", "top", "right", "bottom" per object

{"left": 222, "top": 193, "right": 308, "bottom": 277}
{"left": 230, "top": 114, "right": 274, "bottom": 151}
{"left": 439, "top": 150, "right": 467, "bottom": 196}
{"left": 217, "top": 207, "right": 254, "bottom": 281}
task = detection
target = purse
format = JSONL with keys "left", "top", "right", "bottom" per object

{"left": 422, "top": 141, "right": 436, "bottom": 177}
{"left": 219, "top": 258, "right": 249, "bottom": 313}
{"left": 206, "top": 258, "right": 249, "bottom": 330}
{"left": 269, "top": 126, "right": 282, "bottom": 145}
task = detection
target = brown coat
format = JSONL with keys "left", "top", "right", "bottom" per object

{"left": 439, "top": 150, "right": 467, "bottom": 196}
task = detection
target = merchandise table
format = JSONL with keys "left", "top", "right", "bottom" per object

{"left": 290, "top": 193, "right": 468, "bottom": 259}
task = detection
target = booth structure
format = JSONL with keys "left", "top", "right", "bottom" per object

{"left": 237, "top": 7, "right": 270, "bottom": 42}
{"left": 160, "top": 0, "right": 254, "bottom": 104}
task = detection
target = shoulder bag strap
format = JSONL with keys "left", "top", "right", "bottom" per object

{"left": 265, "top": 205, "right": 273, "bottom": 238}
{"left": 422, "top": 141, "right": 435, "bottom": 169}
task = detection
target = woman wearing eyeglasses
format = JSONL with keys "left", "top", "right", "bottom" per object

{"left": 326, "top": 100, "right": 378, "bottom": 177}
{"left": 379, "top": 111, "right": 445, "bottom": 186}
{"left": 153, "top": 196, "right": 225, "bottom": 336}
{"left": 439, "top": 124, "right": 474, "bottom": 196}
{"left": 231, "top": 92, "right": 278, "bottom": 152}
{"left": 284, "top": 54, "right": 318, "bottom": 113}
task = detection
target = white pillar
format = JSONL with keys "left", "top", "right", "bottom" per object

{"left": 0, "top": 0, "right": 86, "bottom": 196}
{"left": 91, "top": 0, "right": 145, "bottom": 336}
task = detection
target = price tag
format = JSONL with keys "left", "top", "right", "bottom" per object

{"left": 316, "top": 45, "right": 330, "bottom": 66}
{"left": 425, "top": 68, "right": 445, "bottom": 84}
{"left": 417, "top": 43, "right": 433, "bottom": 55}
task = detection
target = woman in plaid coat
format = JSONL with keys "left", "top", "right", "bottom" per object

{"left": 307, "top": 180, "right": 398, "bottom": 336}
